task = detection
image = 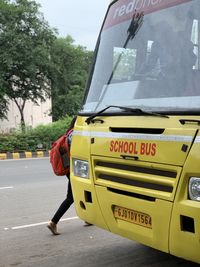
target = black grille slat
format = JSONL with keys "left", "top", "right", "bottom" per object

{"left": 108, "top": 188, "right": 156, "bottom": 201}
{"left": 99, "top": 174, "right": 173, "bottom": 193}
{"left": 97, "top": 161, "right": 177, "bottom": 178}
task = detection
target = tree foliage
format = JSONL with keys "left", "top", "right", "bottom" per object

{"left": 0, "top": 88, "right": 8, "bottom": 119}
{"left": 0, "top": 0, "right": 94, "bottom": 127}
{"left": 50, "top": 36, "right": 93, "bottom": 121}
{"left": 0, "top": 0, "right": 56, "bottom": 128}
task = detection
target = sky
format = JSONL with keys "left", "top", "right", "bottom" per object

{"left": 36, "top": 0, "right": 109, "bottom": 50}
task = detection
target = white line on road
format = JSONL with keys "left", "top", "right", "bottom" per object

{"left": 0, "top": 186, "right": 13, "bottom": 190}
{"left": 4, "top": 216, "right": 79, "bottom": 231}
{"left": 0, "top": 157, "right": 49, "bottom": 162}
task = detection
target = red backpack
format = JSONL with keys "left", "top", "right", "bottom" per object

{"left": 50, "top": 128, "right": 73, "bottom": 176}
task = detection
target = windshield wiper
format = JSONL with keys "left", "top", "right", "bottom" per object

{"left": 94, "top": 12, "right": 144, "bottom": 112}
{"left": 85, "top": 105, "right": 169, "bottom": 124}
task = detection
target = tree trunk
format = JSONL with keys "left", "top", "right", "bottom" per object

{"left": 14, "top": 99, "right": 26, "bottom": 132}
{"left": 19, "top": 108, "right": 26, "bottom": 133}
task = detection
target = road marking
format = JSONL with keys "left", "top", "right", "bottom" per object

{"left": 0, "top": 157, "right": 49, "bottom": 162}
{"left": 0, "top": 186, "right": 13, "bottom": 190}
{"left": 8, "top": 216, "right": 79, "bottom": 230}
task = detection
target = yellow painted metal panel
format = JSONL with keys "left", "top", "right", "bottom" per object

{"left": 89, "top": 117, "right": 196, "bottom": 166}
{"left": 169, "top": 136, "right": 200, "bottom": 264}
{"left": 70, "top": 177, "right": 109, "bottom": 231}
{"left": 71, "top": 115, "right": 200, "bottom": 263}
{"left": 95, "top": 185, "right": 172, "bottom": 252}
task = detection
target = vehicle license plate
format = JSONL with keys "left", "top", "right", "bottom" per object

{"left": 114, "top": 206, "right": 152, "bottom": 229}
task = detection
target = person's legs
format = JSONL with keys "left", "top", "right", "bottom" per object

{"left": 51, "top": 181, "right": 73, "bottom": 224}
{"left": 47, "top": 179, "right": 74, "bottom": 235}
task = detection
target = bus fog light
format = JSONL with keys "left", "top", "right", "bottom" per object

{"left": 73, "top": 159, "right": 89, "bottom": 179}
{"left": 189, "top": 177, "right": 200, "bottom": 201}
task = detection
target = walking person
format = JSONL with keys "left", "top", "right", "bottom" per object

{"left": 47, "top": 117, "right": 76, "bottom": 235}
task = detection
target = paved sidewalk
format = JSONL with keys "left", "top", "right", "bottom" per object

{"left": 0, "top": 151, "right": 50, "bottom": 160}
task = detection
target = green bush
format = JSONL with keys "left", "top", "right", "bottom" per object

{"left": 0, "top": 116, "right": 72, "bottom": 152}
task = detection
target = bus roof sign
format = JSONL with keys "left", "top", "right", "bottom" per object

{"left": 103, "top": 0, "right": 192, "bottom": 30}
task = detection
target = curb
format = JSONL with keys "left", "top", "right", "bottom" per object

{"left": 0, "top": 151, "right": 50, "bottom": 160}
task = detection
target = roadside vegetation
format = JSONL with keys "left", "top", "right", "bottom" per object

{"left": 0, "top": 116, "right": 72, "bottom": 152}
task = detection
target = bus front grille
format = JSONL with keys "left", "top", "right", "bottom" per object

{"left": 92, "top": 156, "right": 181, "bottom": 201}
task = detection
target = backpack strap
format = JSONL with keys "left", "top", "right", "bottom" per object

{"left": 66, "top": 127, "right": 74, "bottom": 148}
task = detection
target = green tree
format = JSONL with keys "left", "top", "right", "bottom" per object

{"left": 0, "top": 88, "right": 8, "bottom": 119}
{"left": 0, "top": 0, "right": 56, "bottom": 130}
{"left": 50, "top": 36, "right": 93, "bottom": 121}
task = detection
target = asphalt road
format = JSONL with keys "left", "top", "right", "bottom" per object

{"left": 0, "top": 158, "right": 199, "bottom": 267}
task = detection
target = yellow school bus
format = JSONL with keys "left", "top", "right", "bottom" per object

{"left": 71, "top": 0, "right": 200, "bottom": 263}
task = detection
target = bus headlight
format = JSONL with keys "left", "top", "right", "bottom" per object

{"left": 72, "top": 159, "right": 89, "bottom": 179}
{"left": 189, "top": 177, "right": 200, "bottom": 201}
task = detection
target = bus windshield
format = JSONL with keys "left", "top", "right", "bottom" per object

{"left": 82, "top": 0, "right": 200, "bottom": 114}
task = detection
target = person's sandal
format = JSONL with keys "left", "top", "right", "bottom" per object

{"left": 47, "top": 221, "right": 60, "bottom": 235}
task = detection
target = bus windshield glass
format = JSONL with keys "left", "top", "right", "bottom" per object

{"left": 82, "top": 0, "right": 200, "bottom": 114}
